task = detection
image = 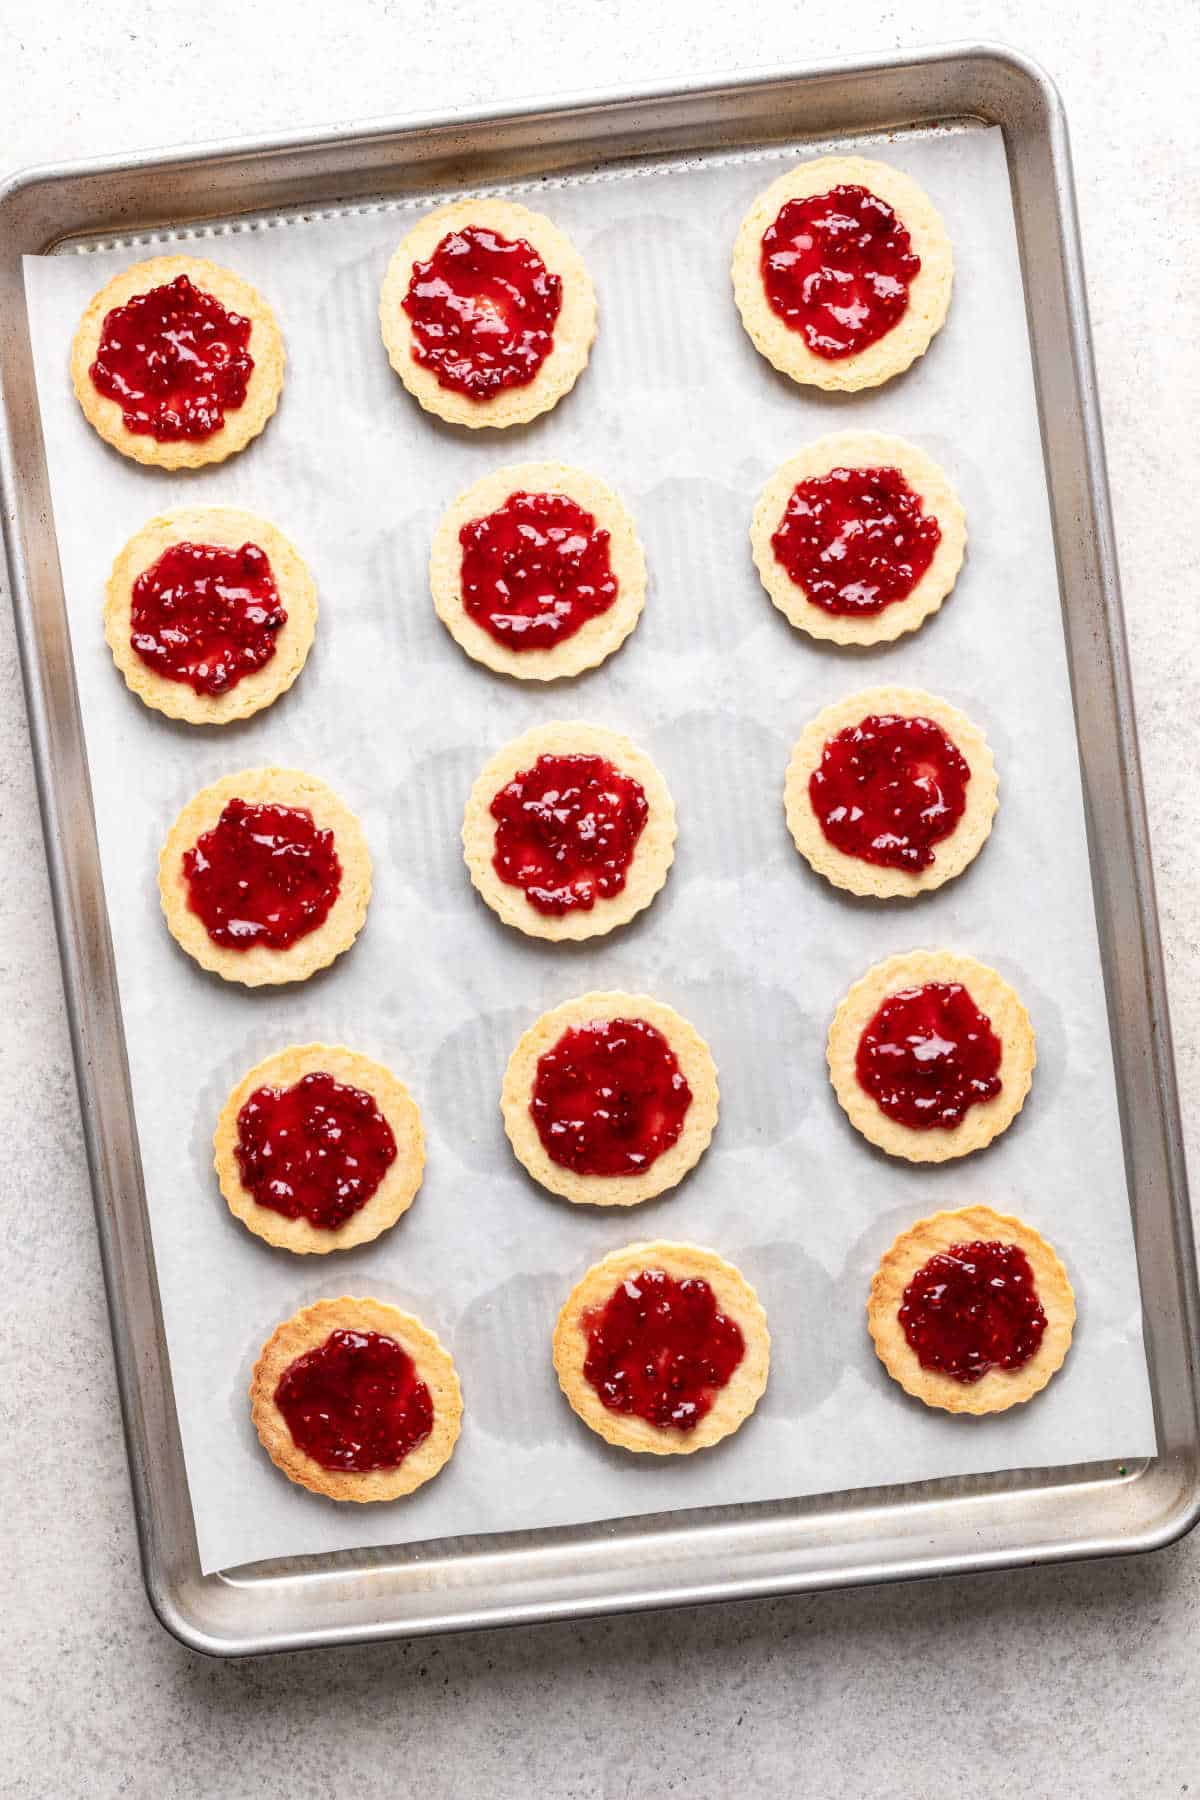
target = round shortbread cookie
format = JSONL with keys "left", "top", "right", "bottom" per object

{"left": 868, "top": 1205, "right": 1075, "bottom": 1415}
{"left": 732, "top": 156, "right": 953, "bottom": 392}
{"left": 71, "top": 254, "right": 285, "bottom": 469}
{"left": 379, "top": 197, "right": 596, "bottom": 429}
{"left": 751, "top": 432, "right": 966, "bottom": 646}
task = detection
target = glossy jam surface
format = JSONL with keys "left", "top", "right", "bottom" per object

{"left": 401, "top": 224, "right": 562, "bottom": 399}
{"left": 582, "top": 1270, "right": 745, "bottom": 1431}
{"left": 809, "top": 713, "right": 970, "bottom": 872}
{"left": 235, "top": 1072, "right": 397, "bottom": 1231}
{"left": 459, "top": 491, "right": 618, "bottom": 651}
{"left": 131, "top": 540, "right": 286, "bottom": 697}
{"left": 89, "top": 274, "right": 254, "bottom": 441}
{"left": 530, "top": 1017, "right": 692, "bottom": 1177}
{"left": 856, "top": 981, "right": 1003, "bottom": 1130}
{"left": 900, "top": 1240, "right": 1047, "bottom": 1383}
{"left": 275, "top": 1329, "right": 433, "bottom": 1472}
{"left": 490, "top": 752, "right": 648, "bottom": 916}
{"left": 760, "top": 184, "right": 920, "bottom": 359}
{"left": 182, "top": 799, "right": 341, "bottom": 952}
{"left": 771, "top": 465, "right": 941, "bottom": 617}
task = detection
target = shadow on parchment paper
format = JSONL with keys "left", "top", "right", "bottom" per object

{"left": 585, "top": 214, "right": 712, "bottom": 394}
{"left": 650, "top": 972, "right": 815, "bottom": 1151}
{"left": 314, "top": 247, "right": 393, "bottom": 423}
{"left": 387, "top": 742, "right": 492, "bottom": 907}
{"left": 735, "top": 1239, "right": 844, "bottom": 1420}
{"left": 364, "top": 507, "right": 444, "bottom": 658}
{"left": 454, "top": 1267, "right": 568, "bottom": 1448}
{"left": 652, "top": 710, "right": 791, "bottom": 881}
{"left": 636, "top": 475, "right": 763, "bottom": 659}
{"left": 428, "top": 1004, "right": 533, "bottom": 1174}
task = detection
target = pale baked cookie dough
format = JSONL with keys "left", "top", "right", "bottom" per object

{"left": 429, "top": 461, "right": 646, "bottom": 680}
{"left": 501, "top": 992, "right": 719, "bottom": 1206}
{"left": 159, "top": 767, "right": 371, "bottom": 987}
{"left": 105, "top": 506, "right": 317, "bottom": 725}
{"left": 379, "top": 197, "right": 597, "bottom": 429}
{"left": 250, "top": 1296, "right": 462, "bottom": 1501}
{"left": 827, "top": 950, "right": 1036, "bottom": 1163}
{"left": 785, "top": 686, "right": 997, "bottom": 898}
{"left": 71, "top": 255, "right": 285, "bottom": 469}
{"left": 868, "top": 1206, "right": 1075, "bottom": 1415}
{"left": 751, "top": 432, "right": 966, "bottom": 646}
{"left": 553, "top": 1241, "right": 770, "bottom": 1455}
{"left": 732, "top": 156, "right": 953, "bottom": 392}
{"left": 215, "top": 1044, "right": 424, "bottom": 1254}
{"left": 462, "top": 722, "right": 676, "bottom": 942}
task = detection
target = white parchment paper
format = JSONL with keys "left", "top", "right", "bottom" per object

{"left": 24, "top": 123, "right": 1156, "bottom": 1575}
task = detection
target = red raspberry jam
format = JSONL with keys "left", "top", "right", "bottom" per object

{"left": 459, "top": 491, "right": 618, "bottom": 651}
{"left": 856, "top": 981, "right": 1003, "bottom": 1130}
{"left": 182, "top": 799, "right": 341, "bottom": 952}
{"left": 401, "top": 224, "right": 562, "bottom": 399}
{"left": 489, "top": 752, "right": 648, "bottom": 916}
{"left": 582, "top": 1269, "right": 745, "bottom": 1431}
{"left": 771, "top": 466, "right": 941, "bottom": 617}
{"left": 899, "top": 1240, "right": 1047, "bottom": 1383}
{"left": 760, "top": 184, "right": 920, "bottom": 359}
{"left": 89, "top": 273, "right": 254, "bottom": 441}
{"left": 235, "top": 1072, "right": 397, "bottom": 1231}
{"left": 130, "top": 540, "right": 286, "bottom": 697}
{"left": 809, "top": 713, "right": 970, "bottom": 872}
{"left": 275, "top": 1329, "right": 433, "bottom": 1472}
{"left": 530, "top": 1017, "right": 692, "bottom": 1177}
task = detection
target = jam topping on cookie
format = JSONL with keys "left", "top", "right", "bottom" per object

{"left": 131, "top": 540, "right": 286, "bottom": 696}
{"left": 582, "top": 1269, "right": 745, "bottom": 1430}
{"left": 89, "top": 273, "right": 254, "bottom": 441}
{"left": 459, "top": 491, "right": 618, "bottom": 650}
{"left": 771, "top": 465, "right": 941, "bottom": 616}
{"left": 856, "top": 981, "right": 1003, "bottom": 1129}
{"left": 809, "top": 713, "right": 970, "bottom": 871}
{"left": 760, "top": 184, "right": 920, "bottom": 359}
{"left": 274, "top": 1329, "right": 433, "bottom": 1472}
{"left": 401, "top": 224, "right": 563, "bottom": 398}
{"left": 235, "top": 1072, "right": 398, "bottom": 1230}
{"left": 899, "top": 1240, "right": 1047, "bottom": 1383}
{"left": 531, "top": 1017, "right": 693, "bottom": 1177}
{"left": 182, "top": 798, "right": 342, "bottom": 951}
{"left": 489, "top": 752, "right": 649, "bottom": 916}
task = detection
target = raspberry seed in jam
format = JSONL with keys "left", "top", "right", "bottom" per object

{"left": 402, "top": 224, "right": 562, "bottom": 398}
{"left": 460, "top": 491, "right": 618, "bottom": 651}
{"left": 131, "top": 540, "right": 286, "bottom": 697}
{"left": 235, "top": 1072, "right": 397, "bottom": 1231}
{"left": 899, "top": 1240, "right": 1047, "bottom": 1383}
{"left": 856, "top": 981, "right": 1003, "bottom": 1130}
{"left": 531, "top": 1017, "right": 692, "bottom": 1177}
{"left": 582, "top": 1269, "right": 745, "bottom": 1430}
{"left": 772, "top": 465, "right": 941, "bottom": 617}
{"left": 90, "top": 273, "right": 254, "bottom": 441}
{"left": 490, "top": 752, "right": 648, "bottom": 916}
{"left": 810, "top": 713, "right": 970, "bottom": 872}
{"left": 182, "top": 798, "right": 341, "bottom": 952}
{"left": 760, "top": 184, "right": 920, "bottom": 359}
{"left": 275, "top": 1329, "right": 433, "bottom": 1473}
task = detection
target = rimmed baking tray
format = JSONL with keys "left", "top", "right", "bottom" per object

{"left": 2, "top": 42, "right": 1197, "bottom": 1656}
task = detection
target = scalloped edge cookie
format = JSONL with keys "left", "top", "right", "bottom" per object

{"left": 429, "top": 461, "right": 646, "bottom": 680}
{"left": 827, "top": 950, "right": 1036, "bottom": 1163}
{"left": 552, "top": 1241, "right": 770, "bottom": 1454}
{"left": 159, "top": 766, "right": 372, "bottom": 987}
{"left": 751, "top": 432, "right": 966, "bottom": 646}
{"left": 105, "top": 506, "right": 317, "bottom": 725}
{"left": 379, "top": 198, "right": 597, "bottom": 429}
{"left": 71, "top": 255, "right": 285, "bottom": 469}
{"left": 462, "top": 722, "right": 676, "bottom": 942}
{"left": 214, "top": 1044, "right": 424, "bottom": 1254}
{"left": 732, "top": 156, "right": 953, "bottom": 392}
{"left": 867, "top": 1205, "right": 1075, "bottom": 1415}
{"left": 250, "top": 1296, "right": 463, "bottom": 1501}
{"left": 502, "top": 992, "right": 719, "bottom": 1206}
{"left": 785, "top": 686, "right": 998, "bottom": 898}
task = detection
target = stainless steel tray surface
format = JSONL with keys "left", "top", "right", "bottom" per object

{"left": 1, "top": 43, "right": 1196, "bottom": 1655}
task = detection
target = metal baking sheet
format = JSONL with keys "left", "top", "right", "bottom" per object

{"left": 1, "top": 45, "right": 1197, "bottom": 1654}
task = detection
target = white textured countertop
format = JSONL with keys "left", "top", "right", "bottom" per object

{"left": 1, "top": 3, "right": 1197, "bottom": 1794}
